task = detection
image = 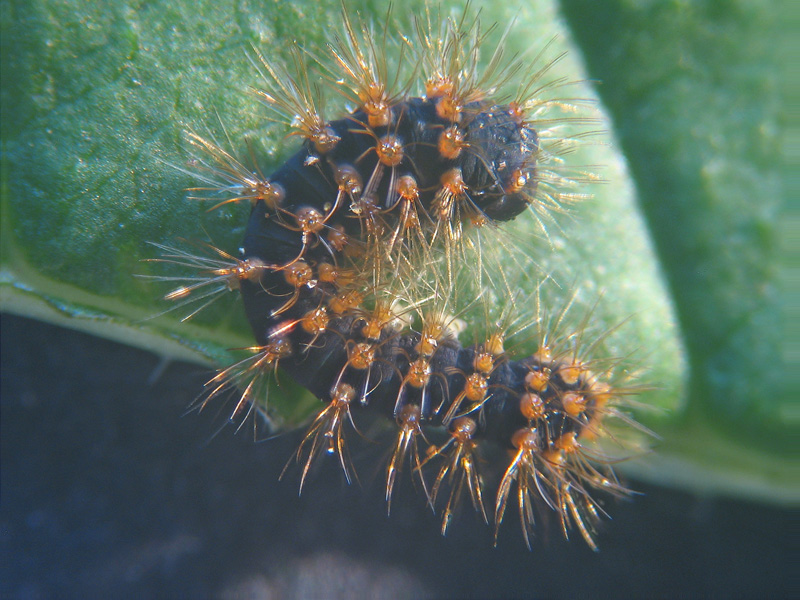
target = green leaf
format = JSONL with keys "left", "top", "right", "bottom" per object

{"left": 560, "top": 0, "right": 795, "bottom": 503}
{"left": 1, "top": 0, "right": 794, "bottom": 503}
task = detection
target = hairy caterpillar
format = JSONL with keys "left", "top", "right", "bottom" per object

{"left": 152, "top": 3, "right": 646, "bottom": 550}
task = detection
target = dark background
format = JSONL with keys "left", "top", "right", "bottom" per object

{"left": 1, "top": 314, "right": 794, "bottom": 599}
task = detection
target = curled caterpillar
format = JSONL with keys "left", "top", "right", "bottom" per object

{"left": 159, "top": 4, "right": 644, "bottom": 550}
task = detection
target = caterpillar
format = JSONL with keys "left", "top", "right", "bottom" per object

{"left": 154, "top": 3, "right": 645, "bottom": 550}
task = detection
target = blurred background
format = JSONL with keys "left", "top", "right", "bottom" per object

{"left": 1, "top": 314, "right": 793, "bottom": 598}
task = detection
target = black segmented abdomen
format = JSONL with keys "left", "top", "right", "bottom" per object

{"left": 239, "top": 96, "right": 600, "bottom": 449}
